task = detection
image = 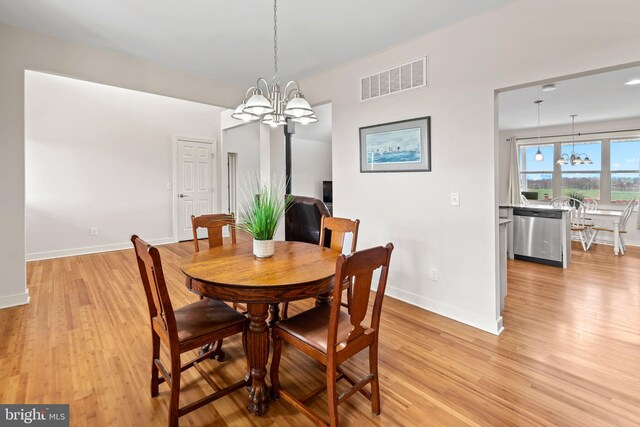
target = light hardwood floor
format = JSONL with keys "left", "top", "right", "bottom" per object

{"left": 1, "top": 241, "right": 639, "bottom": 426}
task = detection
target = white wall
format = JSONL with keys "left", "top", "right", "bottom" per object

{"left": 25, "top": 71, "right": 224, "bottom": 259}
{"left": 221, "top": 123, "right": 261, "bottom": 214}
{"left": 0, "top": 23, "right": 242, "bottom": 309}
{"left": 299, "top": 0, "right": 640, "bottom": 334}
{"left": 291, "top": 137, "right": 332, "bottom": 200}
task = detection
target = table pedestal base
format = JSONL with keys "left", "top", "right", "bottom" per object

{"left": 246, "top": 303, "right": 270, "bottom": 415}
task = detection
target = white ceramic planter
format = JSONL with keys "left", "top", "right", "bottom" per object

{"left": 253, "top": 239, "right": 275, "bottom": 258}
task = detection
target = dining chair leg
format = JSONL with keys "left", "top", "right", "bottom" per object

{"left": 168, "top": 353, "right": 181, "bottom": 427}
{"left": 269, "top": 334, "right": 283, "bottom": 400}
{"left": 587, "top": 229, "right": 598, "bottom": 250}
{"left": 579, "top": 231, "right": 588, "bottom": 251}
{"left": 212, "top": 339, "right": 226, "bottom": 362}
{"left": 326, "top": 367, "right": 339, "bottom": 427}
{"left": 369, "top": 343, "right": 381, "bottom": 416}
{"left": 619, "top": 236, "right": 626, "bottom": 255}
{"left": 151, "top": 331, "right": 160, "bottom": 398}
{"left": 281, "top": 302, "right": 289, "bottom": 320}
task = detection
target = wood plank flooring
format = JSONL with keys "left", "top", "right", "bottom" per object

{"left": 1, "top": 240, "right": 639, "bottom": 426}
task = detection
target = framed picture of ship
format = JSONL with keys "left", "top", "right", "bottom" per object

{"left": 359, "top": 116, "right": 431, "bottom": 173}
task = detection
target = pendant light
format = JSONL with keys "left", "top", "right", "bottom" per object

{"left": 557, "top": 115, "right": 593, "bottom": 166}
{"left": 534, "top": 100, "right": 544, "bottom": 161}
{"left": 232, "top": 0, "right": 316, "bottom": 127}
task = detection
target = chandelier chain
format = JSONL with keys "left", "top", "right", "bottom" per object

{"left": 273, "top": 0, "right": 279, "bottom": 84}
{"left": 232, "top": 0, "right": 316, "bottom": 125}
{"left": 537, "top": 101, "right": 540, "bottom": 140}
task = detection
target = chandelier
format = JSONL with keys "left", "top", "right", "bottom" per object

{"left": 556, "top": 115, "right": 593, "bottom": 166}
{"left": 232, "top": 0, "right": 317, "bottom": 126}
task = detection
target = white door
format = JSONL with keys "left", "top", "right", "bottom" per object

{"left": 177, "top": 139, "right": 214, "bottom": 241}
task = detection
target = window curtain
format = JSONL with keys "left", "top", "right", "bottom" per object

{"left": 506, "top": 137, "right": 521, "bottom": 205}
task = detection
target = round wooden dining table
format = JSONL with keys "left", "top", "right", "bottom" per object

{"left": 180, "top": 240, "right": 340, "bottom": 416}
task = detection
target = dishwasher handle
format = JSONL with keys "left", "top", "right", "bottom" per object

{"left": 513, "top": 208, "right": 562, "bottom": 219}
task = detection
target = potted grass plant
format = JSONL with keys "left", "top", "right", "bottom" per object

{"left": 566, "top": 190, "right": 585, "bottom": 208}
{"left": 236, "top": 176, "right": 293, "bottom": 258}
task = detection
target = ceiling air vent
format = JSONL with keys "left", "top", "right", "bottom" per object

{"left": 360, "top": 57, "right": 427, "bottom": 102}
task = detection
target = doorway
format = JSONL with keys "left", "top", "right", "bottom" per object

{"left": 289, "top": 103, "right": 332, "bottom": 205}
{"left": 173, "top": 137, "right": 216, "bottom": 241}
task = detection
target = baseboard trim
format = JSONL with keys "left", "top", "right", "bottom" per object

{"left": 0, "top": 291, "right": 30, "bottom": 310}
{"left": 26, "top": 238, "right": 176, "bottom": 261}
{"left": 385, "top": 285, "right": 504, "bottom": 336}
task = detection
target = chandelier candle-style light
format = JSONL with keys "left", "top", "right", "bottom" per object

{"left": 232, "top": 0, "right": 317, "bottom": 126}
{"left": 556, "top": 115, "right": 593, "bottom": 166}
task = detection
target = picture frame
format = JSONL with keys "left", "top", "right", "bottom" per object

{"left": 359, "top": 116, "right": 431, "bottom": 173}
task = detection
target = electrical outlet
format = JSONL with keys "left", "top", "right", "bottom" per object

{"left": 165, "top": 182, "right": 172, "bottom": 190}
{"left": 430, "top": 267, "right": 439, "bottom": 282}
{"left": 90, "top": 227, "right": 99, "bottom": 236}
{"left": 450, "top": 192, "right": 460, "bottom": 206}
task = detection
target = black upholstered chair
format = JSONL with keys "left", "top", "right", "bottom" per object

{"left": 285, "top": 195, "right": 331, "bottom": 245}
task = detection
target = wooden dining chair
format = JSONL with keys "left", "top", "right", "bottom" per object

{"left": 192, "top": 213, "right": 244, "bottom": 309}
{"left": 319, "top": 216, "right": 360, "bottom": 254}
{"left": 131, "top": 235, "right": 249, "bottom": 427}
{"left": 569, "top": 202, "right": 590, "bottom": 251}
{"left": 191, "top": 213, "right": 236, "bottom": 252}
{"left": 270, "top": 243, "right": 394, "bottom": 427}
{"left": 281, "top": 215, "right": 360, "bottom": 319}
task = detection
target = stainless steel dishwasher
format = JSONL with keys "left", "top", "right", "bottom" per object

{"left": 513, "top": 208, "right": 563, "bottom": 267}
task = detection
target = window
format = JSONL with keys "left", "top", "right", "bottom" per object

{"left": 610, "top": 138, "right": 640, "bottom": 205}
{"left": 518, "top": 137, "right": 640, "bottom": 206}
{"left": 519, "top": 144, "right": 553, "bottom": 201}
{"left": 560, "top": 141, "right": 601, "bottom": 201}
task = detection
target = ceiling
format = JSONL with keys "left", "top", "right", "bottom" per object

{"left": 0, "top": 0, "right": 514, "bottom": 86}
{"left": 499, "top": 66, "right": 640, "bottom": 131}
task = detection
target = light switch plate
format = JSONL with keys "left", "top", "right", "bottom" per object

{"left": 450, "top": 192, "right": 460, "bottom": 206}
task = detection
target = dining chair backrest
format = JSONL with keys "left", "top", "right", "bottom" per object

{"left": 570, "top": 203, "right": 587, "bottom": 228}
{"left": 550, "top": 196, "right": 570, "bottom": 208}
{"left": 550, "top": 196, "right": 587, "bottom": 210}
{"left": 328, "top": 244, "right": 394, "bottom": 352}
{"left": 620, "top": 199, "right": 636, "bottom": 231}
{"left": 520, "top": 194, "right": 529, "bottom": 206}
{"left": 319, "top": 216, "right": 360, "bottom": 253}
{"left": 191, "top": 213, "right": 236, "bottom": 252}
{"left": 583, "top": 198, "right": 598, "bottom": 212}
{"left": 131, "top": 235, "right": 177, "bottom": 341}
